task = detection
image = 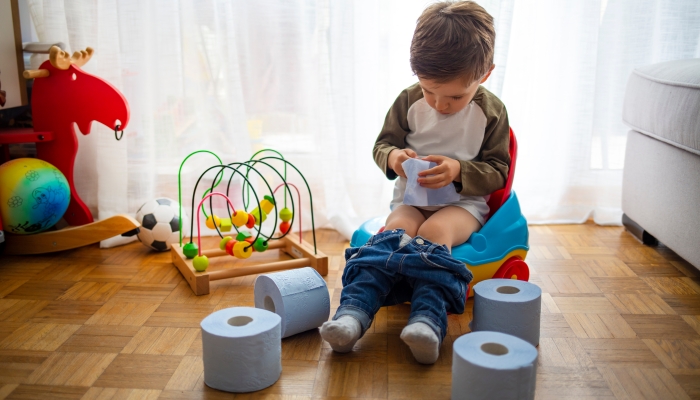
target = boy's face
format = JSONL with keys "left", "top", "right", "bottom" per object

{"left": 418, "top": 66, "right": 494, "bottom": 115}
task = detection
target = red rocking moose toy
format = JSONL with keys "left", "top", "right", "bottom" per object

{"left": 0, "top": 46, "right": 140, "bottom": 254}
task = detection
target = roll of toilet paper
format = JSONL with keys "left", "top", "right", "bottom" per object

{"left": 254, "top": 267, "right": 330, "bottom": 338}
{"left": 470, "top": 279, "right": 541, "bottom": 346}
{"left": 452, "top": 331, "right": 538, "bottom": 400}
{"left": 201, "top": 307, "right": 281, "bottom": 393}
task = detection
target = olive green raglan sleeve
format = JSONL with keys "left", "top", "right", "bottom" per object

{"left": 455, "top": 88, "right": 511, "bottom": 196}
{"left": 373, "top": 86, "right": 417, "bottom": 180}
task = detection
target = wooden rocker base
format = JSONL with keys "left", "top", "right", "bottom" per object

{"left": 3, "top": 215, "right": 140, "bottom": 255}
{"left": 171, "top": 235, "right": 328, "bottom": 295}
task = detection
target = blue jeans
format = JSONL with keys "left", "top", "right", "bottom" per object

{"left": 334, "top": 229, "right": 473, "bottom": 342}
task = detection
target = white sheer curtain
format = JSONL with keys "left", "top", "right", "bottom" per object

{"left": 26, "top": 0, "right": 700, "bottom": 243}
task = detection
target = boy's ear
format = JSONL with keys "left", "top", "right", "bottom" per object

{"left": 480, "top": 64, "right": 496, "bottom": 83}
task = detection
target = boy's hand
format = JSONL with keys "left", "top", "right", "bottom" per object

{"left": 418, "top": 155, "right": 461, "bottom": 188}
{"left": 388, "top": 148, "right": 418, "bottom": 178}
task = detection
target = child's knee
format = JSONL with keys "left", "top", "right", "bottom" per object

{"left": 385, "top": 217, "right": 419, "bottom": 237}
{"left": 416, "top": 222, "right": 450, "bottom": 245}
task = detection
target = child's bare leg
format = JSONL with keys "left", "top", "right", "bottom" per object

{"left": 416, "top": 206, "right": 481, "bottom": 251}
{"left": 384, "top": 205, "right": 426, "bottom": 237}
{"left": 400, "top": 206, "right": 479, "bottom": 363}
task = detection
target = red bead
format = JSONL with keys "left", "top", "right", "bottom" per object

{"left": 246, "top": 213, "right": 255, "bottom": 229}
{"left": 225, "top": 239, "right": 237, "bottom": 256}
{"left": 280, "top": 221, "right": 291, "bottom": 234}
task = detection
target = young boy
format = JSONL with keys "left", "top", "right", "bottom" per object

{"left": 320, "top": 0, "right": 510, "bottom": 364}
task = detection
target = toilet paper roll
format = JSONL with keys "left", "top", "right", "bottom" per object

{"left": 452, "top": 331, "right": 538, "bottom": 400}
{"left": 254, "top": 267, "right": 330, "bottom": 338}
{"left": 201, "top": 307, "right": 281, "bottom": 393}
{"left": 470, "top": 279, "right": 542, "bottom": 346}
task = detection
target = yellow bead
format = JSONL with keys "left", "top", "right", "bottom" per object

{"left": 261, "top": 199, "right": 275, "bottom": 215}
{"left": 233, "top": 240, "right": 253, "bottom": 259}
{"left": 205, "top": 215, "right": 221, "bottom": 229}
{"left": 231, "top": 211, "right": 248, "bottom": 228}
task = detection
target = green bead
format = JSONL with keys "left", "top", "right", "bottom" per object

{"left": 183, "top": 243, "right": 198, "bottom": 259}
{"left": 236, "top": 231, "right": 252, "bottom": 241}
{"left": 264, "top": 195, "right": 275, "bottom": 205}
{"left": 219, "top": 236, "right": 233, "bottom": 250}
{"left": 253, "top": 238, "right": 269, "bottom": 252}
{"left": 193, "top": 255, "right": 209, "bottom": 272}
{"left": 279, "top": 207, "right": 293, "bottom": 222}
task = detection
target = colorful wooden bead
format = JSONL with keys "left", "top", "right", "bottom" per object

{"left": 236, "top": 231, "right": 252, "bottom": 241}
{"left": 183, "top": 243, "right": 198, "bottom": 259}
{"left": 219, "top": 236, "right": 233, "bottom": 250}
{"left": 279, "top": 207, "right": 292, "bottom": 222}
{"left": 193, "top": 255, "right": 209, "bottom": 272}
{"left": 219, "top": 218, "right": 233, "bottom": 232}
{"left": 251, "top": 208, "right": 267, "bottom": 225}
{"left": 225, "top": 239, "right": 237, "bottom": 256}
{"left": 261, "top": 195, "right": 276, "bottom": 214}
{"left": 231, "top": 211, "right": 248, "bottom": 228}
{"left": 279, "top": 221, "right": 291, "bottom": 234}
{"left": 233, "top": 240, "right": 253, "bottom": 259}
{"left": 205, "top": 215, "right": 221, "bottom": 229}
{"left": 253, "top": 237, "right": 268, "bottom": 252}
{"left": 246, "top": 213, "right": 255, "bottom": 229}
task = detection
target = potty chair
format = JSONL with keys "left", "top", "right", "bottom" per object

{"left": 350, "top": 128, "right": 529, "bottom": 297}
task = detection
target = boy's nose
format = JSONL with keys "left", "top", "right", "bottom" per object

{"left": 435, "top": 100, "right": 448, "bottom": 111}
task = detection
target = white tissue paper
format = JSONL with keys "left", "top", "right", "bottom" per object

{"left": 254, "top": 267, "right": 330, "bottom": 338}
{"left": 470, "top": 279, "right": 542, "bottom": 347}
{"left": 452, "top": 331, "right": 538, "bottom": 400}
{"left": 201, "top": 307, "right": 281, "bottom": 393}
{"left": 402, "top": 158, "right": 461, "bottom": 206}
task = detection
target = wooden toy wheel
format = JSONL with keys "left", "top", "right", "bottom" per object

{"left": 493, "top": 256, "right": 529, "bottom": 281}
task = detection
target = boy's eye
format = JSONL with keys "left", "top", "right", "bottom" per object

{"left": 452, "top": 96, "right": 463, "bottom": 100}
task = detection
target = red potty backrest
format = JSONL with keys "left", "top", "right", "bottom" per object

{"left": 486, "top": 128, "right": 517, "bottom": 219}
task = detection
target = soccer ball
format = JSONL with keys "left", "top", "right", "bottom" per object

{"left": 135, "top": 198, "right": 189, "bottom": 251}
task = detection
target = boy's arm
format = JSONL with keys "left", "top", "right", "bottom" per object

{"left": 454, "top": 100, "right": 511, "bottom": 196}
{"left": 373, "top": 88, "right": 413, "bottom": 180}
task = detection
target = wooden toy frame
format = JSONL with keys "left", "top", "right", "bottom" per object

{"left": 171, "top": 235, "right": 327, "bottom": 295}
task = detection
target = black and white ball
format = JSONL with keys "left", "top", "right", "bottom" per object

{"left": 135, "top": 198, "right": 188, "bottom": 251}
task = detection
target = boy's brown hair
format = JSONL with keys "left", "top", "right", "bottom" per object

{"left": 410, "top": 1, "right": 495, "bottom": 84}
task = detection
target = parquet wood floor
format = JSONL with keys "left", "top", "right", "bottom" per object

{"left": 0, "top": 224, "right": 698, "bottom": 399}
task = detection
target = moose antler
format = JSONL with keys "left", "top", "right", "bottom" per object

{"left": 49, "top": 46, "right": 93, "bottom": 70}
{"left": 23, "top": 46, "right": 95, "bottom": 79}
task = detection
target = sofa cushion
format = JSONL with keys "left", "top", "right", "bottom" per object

{"left": 623, "top": 58, "right": 700, "bottom": 155}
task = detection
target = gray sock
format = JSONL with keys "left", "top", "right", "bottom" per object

{"left": 320, "top": 316, "right": 361, "bottom": 353}
{"left": 400, "top": 322, "right": 440, "bottom": 364}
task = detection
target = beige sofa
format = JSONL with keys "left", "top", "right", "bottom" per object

{"left": 621, "top": 58, "right": 700, "bottom": 269}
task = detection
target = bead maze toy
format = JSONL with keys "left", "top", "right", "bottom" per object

{"left": 0, "top": 46, "right": 139, "bottom": 254}
{"left": 351, "top": 128, "right": 529, "bottom": 297}
{"left": 171, "top": 150, "right": 328, "bottom": 295}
